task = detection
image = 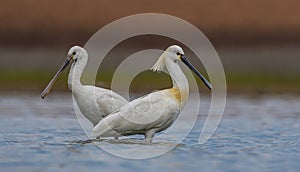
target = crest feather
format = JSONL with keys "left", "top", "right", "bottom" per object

{"left": 151, "top": 52, "right": 166, "bottom": 72}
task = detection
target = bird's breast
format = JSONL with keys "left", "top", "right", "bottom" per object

{"left": 168, "top": 87, "right": 188, "bottom": 103}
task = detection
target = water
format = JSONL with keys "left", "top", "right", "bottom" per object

{"left": 0, "top": 93, "right": 300, "bottom": 171}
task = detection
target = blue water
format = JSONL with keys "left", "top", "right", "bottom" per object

{"left": 0, "top": 94, "right": 299, "bottom": 171}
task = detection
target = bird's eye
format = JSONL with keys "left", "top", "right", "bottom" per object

{"left": 176, "top": 52, "right": 181, "bottom": 56}
{"left": 72, "top": 52, "right": 76, "bottom": 55}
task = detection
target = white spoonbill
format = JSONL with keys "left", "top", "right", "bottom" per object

{"left": 41, "top": 46, "right": 128, "bottom": 126}
{"left": 92, "top": 45, "right": 211, "bottom": 142}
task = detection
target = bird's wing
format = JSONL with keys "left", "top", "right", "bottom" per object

{"left": 95, "top": 89, "right": 129, "bottom": 117}
{"left": 92, "top": 90, "right": 179, "bottom": 137}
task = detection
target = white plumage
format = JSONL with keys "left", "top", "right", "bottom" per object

{"left": 41, "top": 46, "right": 128, "bottom": 126}
{"left": 93, "top": 45, "right": 211, "bottom": 142}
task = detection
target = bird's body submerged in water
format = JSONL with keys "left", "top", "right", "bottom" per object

{"left": 92, "top": 45, "right": 211, "bottom": 142}
{"left": 41, "top": 46, "right": 128, "bottom": 126}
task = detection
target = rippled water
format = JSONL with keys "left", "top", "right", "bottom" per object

{"left": 0, "top": 93, "right": 299, "bottom": 171}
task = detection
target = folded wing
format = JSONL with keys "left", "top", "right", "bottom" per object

{"left": 92, "top": 89, "right": 179, "bottom": 138}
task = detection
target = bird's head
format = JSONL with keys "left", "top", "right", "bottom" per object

{"left": 67, "top": 46, "right": 88, "bottom": 64}
{"left": 41, "top": 45, "right": 87, "bottom": 99}
{"left": 152, "top": 45, "right": 212, "bottom": 90}
{"left": 166, "top": 45, "right": 185, "bottom": 63}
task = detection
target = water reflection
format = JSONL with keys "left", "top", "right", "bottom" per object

{"left": 0, "top": 94, "right": 299, "bottom": 171}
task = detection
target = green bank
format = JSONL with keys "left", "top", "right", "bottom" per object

{"left": 0, "top": 70, "right": 299, "bottom": 94}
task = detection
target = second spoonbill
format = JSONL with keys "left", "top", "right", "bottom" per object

{"left": 41, "top": 46, "right": 129, "bottom": 126}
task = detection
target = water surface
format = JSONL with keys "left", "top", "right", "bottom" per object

{"left": 0, "top": 94, "right": 299, "bottom": 171}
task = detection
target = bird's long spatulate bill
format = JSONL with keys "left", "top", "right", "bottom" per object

{"left": 181, "top": 55, "right": 212, "bottom": 90}
{"left": 41, "top": 58, "right": 71, "bottom": 99}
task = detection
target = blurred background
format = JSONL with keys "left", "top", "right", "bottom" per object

{"left": 0, "top": 0, "right": 299, "bottom": 94}
{"left": 1, "top": 1, "right": 300, "bottom": 171}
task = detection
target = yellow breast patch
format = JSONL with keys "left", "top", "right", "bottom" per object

{"left": 168, "top": 87, "right": 188, "bottom": 103}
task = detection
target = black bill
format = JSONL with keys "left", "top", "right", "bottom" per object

{"left": 181, "top": 55, "right": 212, "bottom": 90}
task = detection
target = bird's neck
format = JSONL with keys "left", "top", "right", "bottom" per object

{"left": 68, "top": 58, "right": 87, "bottom": 92}
{"left": 165, "top": 58, "right": 189, "bottom": 105}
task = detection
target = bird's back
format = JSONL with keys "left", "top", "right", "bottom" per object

{"left": 73, "top": 85, "right": 128, "bottom": 126}
{"left": 92, "top": 88, "right": 180, "bottom": 138}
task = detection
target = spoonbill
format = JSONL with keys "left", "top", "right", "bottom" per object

{"left": 92, "top": 45, "right": 211, "bottom": 142}
{"left": 41, "top": 46, "right": 128, "bottom": 126}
